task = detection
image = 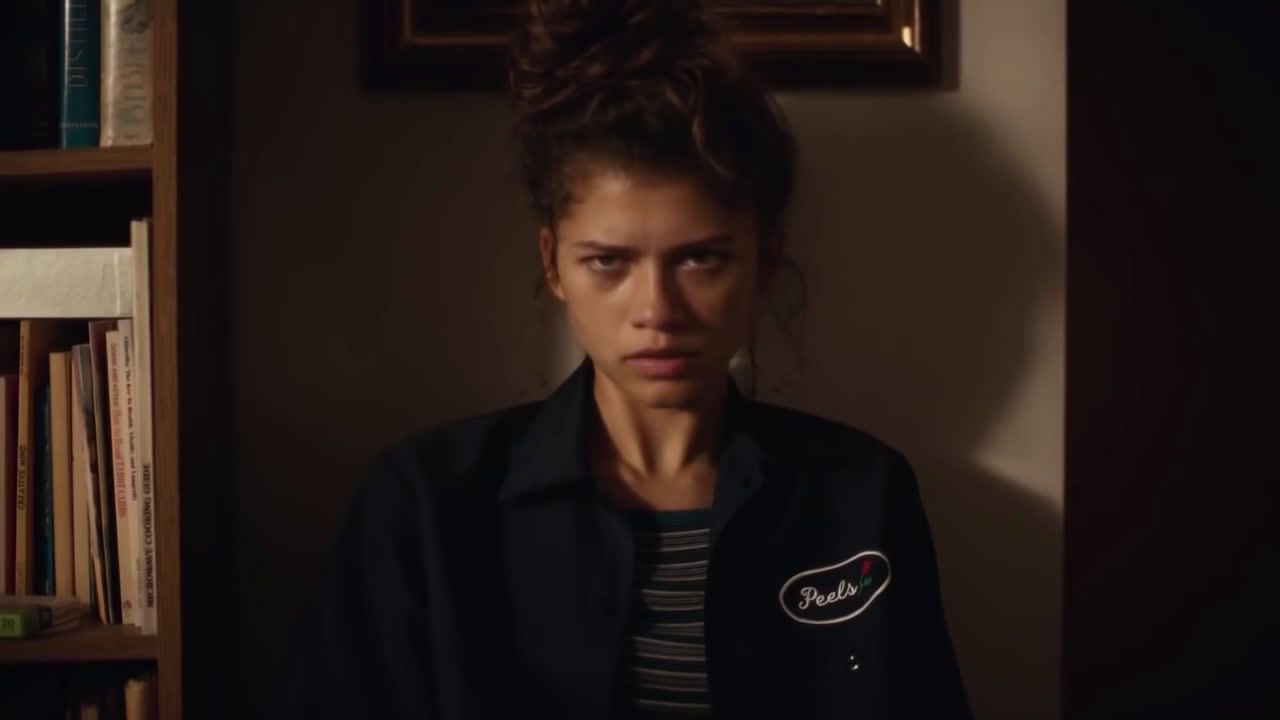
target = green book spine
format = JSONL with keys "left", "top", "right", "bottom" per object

{"left": 0, "top": 606, "right": 53, "bottom": 638}
{"left": 59, "top": 0, "right": 101, "bottom": 148}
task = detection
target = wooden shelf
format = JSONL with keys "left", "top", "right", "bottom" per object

{"left": 0, "top": 146, "right": 152, "bottom": 185}
{"left": 0, "top": 623, "right": 158, "bottom": 664}
{"left": 1, "top": 2, "right": 231, "bottom": 714}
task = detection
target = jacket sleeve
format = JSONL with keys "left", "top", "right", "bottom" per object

{"left": 268, "top": 455, "right": 437, "bottom": 719}
{"left": 885, "top": 449, "right": 974, "bottom": 719}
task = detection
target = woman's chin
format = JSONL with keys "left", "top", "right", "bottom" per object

{"left": 625, "top": 375, "right": 718, "bottom": 410}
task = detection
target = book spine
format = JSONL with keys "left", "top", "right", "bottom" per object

{"left": 119, "top": 320, "right": 144, "bottom": 629}
{"left": 0, "top": 376, "right": 17, "bottom": 595}
{"left": 106, "top": 330, "right": 138, "bottom": 626}
{"left": 0, "top": 4, "right": 17, "bottom": 146}
{"left": 100, "top": 0, "right": 153, "bottom": 147}
{"left": 124, "top": 674, "right": 158, "bottom": 720}
{"left": 15, "top": 325, "right": 35, "bottom": 595}
{"left": 52, "top": 352, "right": 75, "bottom": 597}
{"left": 5, "top": 0, "right": 61, "bottom": 149}
{"left": 59, "top": 0, "right": 101, "bottom": 148}
{"left": 13, "top": 321, "right": 78, "bottom": 595}
{"left": 39, "top": 383, "right": 54, "bottom": 595}
{"left": 131, "top": 220, "right": 157, "bottom": 635}
{"left": 70, "top": 348, "right": 93, "bottom": 607}
{"left": 88, "top": 321, "right": 120, "bottom": 624}
{"left": 75, "top": 344, "right": 109, "bottom": 624}
{"left": 0, "top": 606, "right": 52, "bottom": 638}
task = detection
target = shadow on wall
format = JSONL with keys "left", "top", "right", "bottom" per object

{"left": 762, "top": 99, "right": 1064, "bottom": 720}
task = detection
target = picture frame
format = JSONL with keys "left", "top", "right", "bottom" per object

{"left": 360, "top": 0, "right": 942, "bottom": 89}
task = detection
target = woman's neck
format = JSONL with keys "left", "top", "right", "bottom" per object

{"left": 587, "top": 368, "right": 727, "bottom": 510}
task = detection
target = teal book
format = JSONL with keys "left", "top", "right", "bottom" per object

{"left": 59, "top": 0, "right": 101, "bottom": 147}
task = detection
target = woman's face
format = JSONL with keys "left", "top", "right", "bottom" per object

{"left": 541, "top": 168, "right": 776, "bottom": 409}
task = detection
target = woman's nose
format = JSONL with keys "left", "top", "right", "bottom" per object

{"left": 630, "top": 261, "right": 685, "bottom": 330}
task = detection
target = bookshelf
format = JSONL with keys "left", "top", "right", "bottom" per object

{"left": 0, "top": 147, "right": 151, "bottom": 185}
{"left": 0, "top": 1, "right": 230, "bottom": 718}
{"left": 0, "top": 624, "right": 157, "bottom": 664}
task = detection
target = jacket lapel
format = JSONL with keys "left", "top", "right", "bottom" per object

{"left": 498, "top": 357, "right": 632, "bottom": 717}
{"left": 496, "top": 356, "right": 777, "bottom": 717}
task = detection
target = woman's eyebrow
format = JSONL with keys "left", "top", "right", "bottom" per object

{"left": 572, "top": 234, "right": 735, "bottom": 252}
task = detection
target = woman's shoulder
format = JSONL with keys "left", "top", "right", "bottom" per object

{"left": 738, "top": 400, "right": 926, "bottom": 516}
{"left": 739, "top": 396, "right": 912, "bottom": 474}
{"left": 383, "top": 400, "right": 542, "bottom": 468}
{"left": 354, "top": 399, "right": 546, "bottom": 506}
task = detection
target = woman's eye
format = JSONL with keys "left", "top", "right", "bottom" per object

{"left": 584, "top": 251, "right": 728, "bottom": 273}
{"left": 684, "top": 251, "right": 730, "bottom": 269}
{"left": 586, "top": 255, "right": 624, "bottom": 272}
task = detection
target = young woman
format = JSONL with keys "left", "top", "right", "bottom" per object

{"left": 272, "top": 1, "right": 971, "bottom": 718}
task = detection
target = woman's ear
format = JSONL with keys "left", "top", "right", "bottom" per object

{"left": 539, "top": 227, "right": 566, "bottom": 301}
{"left": 757, "top": 228, "right": 785, "bottom": 298}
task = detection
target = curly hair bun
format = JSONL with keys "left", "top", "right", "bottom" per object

{"left": 509, "top": 0, "right": 733, "bottom": 119}
{"left": 507, "top": 0, "right": 794, "bottom": 243}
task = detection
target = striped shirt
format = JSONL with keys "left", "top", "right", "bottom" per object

{"left": 616, "top": 507, "right": 714, "bottom": 718}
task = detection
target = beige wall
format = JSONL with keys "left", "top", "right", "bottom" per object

{"left": 231, "top": 1, "right": 1064, "bottom": 717}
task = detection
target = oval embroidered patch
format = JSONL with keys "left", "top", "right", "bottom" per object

{"left": 778, "top": 550, "right": 892, "bottom": 625}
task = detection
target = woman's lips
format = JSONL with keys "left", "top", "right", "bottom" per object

{"left": 625, "top": 353, "right": 698, "bottom": 378}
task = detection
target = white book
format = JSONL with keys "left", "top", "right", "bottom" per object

{"left": 119, "top": 320, "right": 145, "bottom": 631}
{"left": 100, "top": 0, "right": 154, "bottom": 146}
{"left": 131, "top": 219, "right": 157, "bottom": 635}
{"left": 105, "top": 329, "right": 139, "bottom": 627}
{"left": 0, "top": 248, "right": 134, "bottom": 319}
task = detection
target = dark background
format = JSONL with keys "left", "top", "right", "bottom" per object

{"left": 1066, "top": 2, "right": 1278, "bottom": 718}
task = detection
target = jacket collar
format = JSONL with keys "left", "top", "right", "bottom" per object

{"left": 498, "top": 355, "right": 849, "bottom": 505}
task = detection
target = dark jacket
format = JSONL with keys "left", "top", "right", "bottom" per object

{"left": 271, "top": 357, "right": 972, "bottom": 719}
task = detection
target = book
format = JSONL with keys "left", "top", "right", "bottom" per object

{"left": 69, "top": 348, "right": 93, "bottom": 609}
{"left": 131, "top": 219, "right": 157, "bottom": 634}
{"left": 0, "top": 375, "right": 16, "bottom": 595}
{"left": 105, "top": 329, "right": 139, "bottom": 627}
{"left": 0, "top": 4, "right": 18, "bottom": 145}
{"left": 59, "top": 0, "right": 101, "bottom": 147}
{"left": 117, "top": 320, "right": 144, "bottom": 628}
{"left": 37, "top": 384, "right": 53, "bottom": 595}
{"left": 14, "top": 330, "right": 38, "bottom": 595}
{"left": 1, "top": 0, "right": 60, "bottom": 149}
{"left": 124, "top": 673, "right": 158, "bottom": 720}
{"left": 87, "top": 320, "right": 120, "bottom": 624}
{"left": 101, "top": 0, "right": 154, "bottom": 147}
{"left": 51, "top": 351, "right": 75, "bottom": 597}
{"left": 0, "top": 248, "right": 135, "bottom": 320}
{"left": 0, "top": 326, "right": 15, "bottom": 595}
{"left": 0, "top": 594, "right": 81, "bottom": 638}
{"left": 14, "top": 320, "right": 81, "bottom": 596}
{"left": 0, "top": 324, "right": 14, "bottom": 372}
{"left": 73, "top": 344, "right": 107, "bottom": 623}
